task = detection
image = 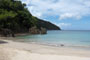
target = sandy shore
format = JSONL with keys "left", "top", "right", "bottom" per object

{"left": 0, "top": 39, "right": 90, "bottom": 60}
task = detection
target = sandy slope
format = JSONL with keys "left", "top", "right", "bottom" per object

{"left": 0, "top": 39, "right": 90, "bottom": 60}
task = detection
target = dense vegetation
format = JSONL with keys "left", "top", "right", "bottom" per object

{"left": 36, "top": 18, "right": 60, "bottom": 30}
{"left": 0, "top": 0, "right": 60, "bottom": 36}
{"left": 0, "top": 0, "right": 37, "bottom": 33}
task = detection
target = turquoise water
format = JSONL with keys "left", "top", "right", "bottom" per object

{"left": 16, "top": 30, "right": 90, "bottom": 47}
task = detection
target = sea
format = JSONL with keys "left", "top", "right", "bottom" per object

{"left": 15, "top": 30, "right": 90, "bottom": 49}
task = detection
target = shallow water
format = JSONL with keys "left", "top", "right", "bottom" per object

{"left": 16, "top": 30, "right": 90, "bottom": 48}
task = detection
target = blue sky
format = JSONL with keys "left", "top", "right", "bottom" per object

{"left": 21, "top": 0, "right": 90, "bottom": 30}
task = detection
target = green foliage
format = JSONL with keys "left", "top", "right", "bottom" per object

{"left": 0, "top": 0, "right": 37, "bottom": 33}
{"left": 0, "top": 9, "right": 17, "bottom": 20}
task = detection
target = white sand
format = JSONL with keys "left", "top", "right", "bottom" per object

{"left": 0, "top": 39, "right": 90, "bottom": 60}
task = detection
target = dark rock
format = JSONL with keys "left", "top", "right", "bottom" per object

{"left": 29, "top": 26, "right": 40, "bottom": 34}
{"left": 0, "top": 41, "right": 8, "bottom": 44}
{"left": 0, "top": 28, "right": 15, "bottom": 37}
{"left": 40, "top": 27, "right": 47, "bottom": 34}
{"left": 61, "top": 44, "right": 64, "bottom": 47}
{"left": 29, "top": 26, "right": 47, "bottom": 34}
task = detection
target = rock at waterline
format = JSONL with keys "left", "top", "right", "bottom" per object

{"left": 29, "top": 26, "right": 47, "bottom": 34}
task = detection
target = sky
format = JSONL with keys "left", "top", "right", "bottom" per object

{"left": 21, "top": 0, "right": 90, "bottom": 30}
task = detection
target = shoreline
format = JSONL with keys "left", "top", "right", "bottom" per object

{"left": 1, "top": 37, "right": 90, "bottom": 50}
{"left": 0, "top": 39, "right": 90, "bottom": 60}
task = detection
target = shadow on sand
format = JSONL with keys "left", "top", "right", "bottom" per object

{"left": 0, "top": 40, "right": 8, "bottom": 44}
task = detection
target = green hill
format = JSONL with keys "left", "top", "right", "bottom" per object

{"left": 0, "top": 0, "right": 61, "bottom": 36}
{"left": 36, "top": 18, "right": 60, "bottom": 30}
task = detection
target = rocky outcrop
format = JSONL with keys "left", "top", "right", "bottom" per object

{"left": 0, "top": 28, "right": 15, "bottom": 37}
{"left": 29, "top": 26, "right": 47, "bottom": 34}
{"left": 40, "top": 27, "right": 47, "bottom": 34}
{"left": 29, "top": 26, "right": 40, "bottom": 34}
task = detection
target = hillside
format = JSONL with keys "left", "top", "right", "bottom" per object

{"left": 0, "top": 0, "right": 61, "bottom": 36}
{"left": 37, "top": 19, "right": 60, "bottom": 30}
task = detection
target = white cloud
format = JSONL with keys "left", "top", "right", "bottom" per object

{"left": 54, "top": 22, "right": 71, "bottom": 29}
{"left": 21, "top": 0, "right": 90, "bottom": 20}
{"left": 56, "top": 23, "right": 71, "bottom": 27}
{"left": 21, "top": 0, "right": 30, "bottom": 5}
{"left": 59, "top": 13, "right": 82, "bottom": 20}
{"left": 28, "top": 6, "right": 42, "bottom": 18}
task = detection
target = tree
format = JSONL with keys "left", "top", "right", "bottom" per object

{"left": 0, "top": 0, "right": 37, "bottom": 33}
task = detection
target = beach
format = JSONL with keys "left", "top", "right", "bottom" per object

{"left": 0, "top": 0, "right": 90, "bottom": 60}
{"left": 0, "top": 39, "right": 90, "bottom": 60}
